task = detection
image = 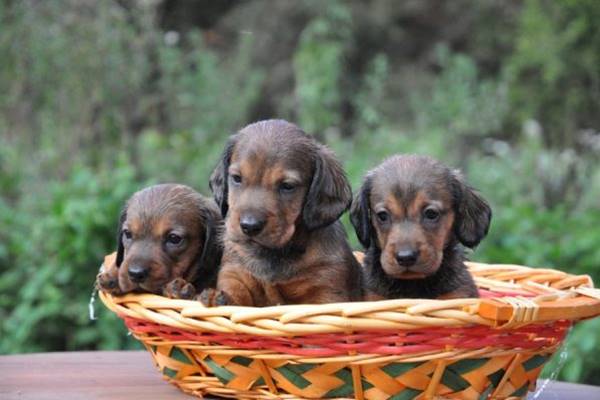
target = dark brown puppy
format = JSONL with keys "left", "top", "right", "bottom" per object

{"left": 350, "top": 155, "right": 491, "bottom": 299}
{"left": 97, "top": 184, "right": 222, "bottom": 299}
{"left": 201, "top": 119, "right": 363, "bottom": 306}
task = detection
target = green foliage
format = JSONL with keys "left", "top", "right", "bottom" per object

{"left": 506, "top": 0, "right": 600, "bottom": 147}
{"left": 294, "top": 1, "right": 352, "bottom": 135}
{"left": 0, "top": 1, "right": 258, "bottom": 354}
{"left": 0, "top": 158, "right": 141, "bottom": 352}
{"left": 411, "top": 46, "right": 509, "bottom": 162}
{"left": 352, "top": 54, "right": 390, "bottom": 133}
{"left": 0, "top": 1, "right": 261, "bottom": 155}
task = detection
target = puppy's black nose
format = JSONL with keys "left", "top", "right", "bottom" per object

{"left": 395, "top": 249, "right": 419, "bottom": 267}
{"left": 128, "top": 265, "right": 149, "bottom": 283}
{"left": 240, "top": 215, "right": 265, "bottom": 236}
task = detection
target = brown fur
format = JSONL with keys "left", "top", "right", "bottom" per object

{"left": 96, "top": 253, "right": 120, "bottom": 294}
{"left": 350, "top": 155, "right": 491, "bottom": 299}
{"left": 201, "top": 119, "right": 363, "bottom": 306}
{"left": 96, "top": 184, "right": 223, "bottom": 298}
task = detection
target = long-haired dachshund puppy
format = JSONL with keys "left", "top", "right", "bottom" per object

{"left": 97, "top": 184, "right": 222, "bottom": 299}
{"left": 350, "top": 155, "right": 491, "bottom": 299}
{"left": 201, "top": 119, "right": 363, "bottom": 306}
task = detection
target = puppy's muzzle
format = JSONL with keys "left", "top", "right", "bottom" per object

{"left": 240, "top": 213, "right": 266, "bottom": 237}
{"left": 395, "top": 249, "right": 419, "bottom": 267}
{"left": 103, "top": 278, "right": 118, "bottom": 289}
{"left": 128, "top": 264, "right": 150, "bottom": 283}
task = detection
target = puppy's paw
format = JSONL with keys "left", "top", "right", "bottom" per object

{"left": 163, "top": 278, "right": 196, "bottom": 299}
{"left": 197, "top": 288, "right": 215, "bottom": 306}
{"left": 215, "top": 290, "right": 231, "bottom": 306}
{"left": 197, "top": 288, "right": 231, "bottom": 306}
{"left": 96, "top": 273, "right": 123, "bottom": 295}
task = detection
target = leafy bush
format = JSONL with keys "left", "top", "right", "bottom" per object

{"left": 294, "top": 1, "right": 352, "bottom": 135}
{"left": 0, "top": 158, "right": 141, "bottom": 352}
{"left": 0, "top": 0, "right": 259, "bottom": 354}
{"left": 506, "top": 0, "right": 600, "bottom": 147}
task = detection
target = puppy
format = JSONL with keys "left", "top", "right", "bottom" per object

{"left": 350, "top": 155, "right": 491, "bottom": 299}
{"left": 97, "top": 184, "right": 223, "bottom": 299}
{"left": 201, "top": 119, "right": 363, "bottom": 306}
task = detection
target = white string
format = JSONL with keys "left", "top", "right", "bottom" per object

{"left": 89, "top": 286, "right": 98, "bottom": 321}
{"left": 531, "top": 326, "right": 572, "bottom": 399}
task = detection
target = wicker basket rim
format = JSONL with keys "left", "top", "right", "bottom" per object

{"left": 99, "top": 256, "right": 600, "bottom": 335}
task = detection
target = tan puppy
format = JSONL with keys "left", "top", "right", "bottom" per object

{"left": 97, "top": 184, "right": 222, "bottom": 299}
{"left": 351, "top": 155, "right": 491, "bottom": 299}
{"left": 201, "top": 119, "right": 363, "bottom": 306}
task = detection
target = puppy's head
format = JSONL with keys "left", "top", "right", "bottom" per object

{"left": 350, "top": 155, "right": 491, "bottom": 279}
{"left": 209, "top": 119, "right": 351, "bottom": 249}
{"left": 115, "top": 184, "right": 221, "bottom": 293}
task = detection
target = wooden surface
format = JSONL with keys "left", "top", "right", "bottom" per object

{"left": 1, "top": 351, "right": 600, "bottom": 400}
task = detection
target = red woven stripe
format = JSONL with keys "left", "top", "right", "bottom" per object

{"left": 122, "top": 316, "right": 570, "bottom": 357}
{"left": 478, "top": 289, "right": 534, "bottom": 298}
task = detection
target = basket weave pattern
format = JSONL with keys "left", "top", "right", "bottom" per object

{"left": 100, "top": 261, "right": 600, "bottom": 400}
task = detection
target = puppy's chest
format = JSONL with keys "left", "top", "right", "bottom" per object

{"left": 225, "top": 247, "right": 305, "bottom": 283}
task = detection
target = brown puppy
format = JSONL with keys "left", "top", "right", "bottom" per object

{"left": 97, "top": 184, "right": 223, "bottom": 299}
{"left": 350, "top": 155, "right": 491, "bottom": 299}
{"left": 201, "top": 119, "right": 363, "bottom": 306}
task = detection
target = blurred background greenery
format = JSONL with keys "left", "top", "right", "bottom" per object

{"left": 1, "top": 0, "right": 600, "bottom": 385}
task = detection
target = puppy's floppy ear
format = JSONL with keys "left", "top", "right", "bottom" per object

{"left": 115, "top": 207, "right": 127, "bottom": 267}
{"left": 191, "top": 200, "right": 223, "bottom": 290}
{"left": 350, "top": 176, "right": 373, "bottom": 248}
{"left": 451, "top": 170, "right": 492, "bottom": 248}
{"left": 303, "top": 145, "right": 352, "bottom": 230}
{"left": 209, "top": 135, "right": 237, "bottom": 217}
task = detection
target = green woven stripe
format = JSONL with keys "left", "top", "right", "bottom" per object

{"left": 523, "top": 355, "right": 549, "bottom": 371}
{"left": 440, "top": 368, "right": 470, "bottom": 392}
{"left": 487, "top": 369, "right": 505, "bottom": 387}
{"left": 511, "top": 383, "right": 529, "bottom": 397}
{"left": 163, "top": 366, "right": 178, "bottom": 379}
{"left": 286, "top": 363, "right": 315, "bottom": 374}
{"left": 381, "top": 362, "right": 422, "bottom": 378}
{"left": 255, "top": 377, "right": 265, "bottom": 386}
{"left": 204, "top": 357, "right": 236, "bottom": 384}
{"left": 389, "top": 388, "right": 421, "bottom": 400}
{"left": 275, "top": 364, "right": 315, "bottom": 389}
{"left": 448, "top": 358, "right": 489, "bottom": 375}
{"left": 170, "top": 347, "right": 190, "bottom": 364}
{"left": 323, "top": 368, "right": 374, "bottom": 397}
{"left": 231, "top": 356, "right": 253, "bottom": 367}
{"left": 478, "top": 384, "right": 494, "bottom": 400}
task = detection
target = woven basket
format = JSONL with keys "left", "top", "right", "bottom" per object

{"left": 99, "top": 253, "right": 600, "bottom": 400}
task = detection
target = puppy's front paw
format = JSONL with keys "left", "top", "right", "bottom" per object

{"left": 215, "top": 290, "right": 231, "bottom": 306}
{"left": 163, "top": 278, "right": 196, "bottom": 299}
{"left": 96, "top": 273, "right": 123, "bottom": 295}
{"left": 197, "top": 288, "right": 231, "bottom": 306}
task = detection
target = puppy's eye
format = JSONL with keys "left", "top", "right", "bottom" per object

{"left": 279, "top": 182, "right": 296, "bottom": 193}
{"left": 166, "top": 233, "right": 183, "bottom": 245}
{"left": 423, "top": 207, "right": 440, "bottom": 222}
{"left": 376, "top": 211, "right": 389, "bottom": 223}
{"left": 230, "top": 174, "right": 242, "bottom": 185}
{"left": 122, "top": 229, "right": 132, "bottom": 240}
